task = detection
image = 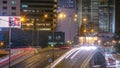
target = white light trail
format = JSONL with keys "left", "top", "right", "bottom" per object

{"left": 70, "top": 49, "right": 82, "bottom": 59}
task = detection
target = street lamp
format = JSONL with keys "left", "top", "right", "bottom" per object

{"left": 83, "top": 18, "right": 87, "bottom": 44}
{"left": 0, "top": 17, "right": 22, "bottom": 67}
{"left": 0, "top": 18, "right": 11, "bottom": 67}
{"left": 58, "top": 13, "right": 66, "bottom": 18}
{"left": 51, "top": 17, "right": 56, "bottom": 62}
{"left": 8, "top": 21, "right": 12, "bottom": 68}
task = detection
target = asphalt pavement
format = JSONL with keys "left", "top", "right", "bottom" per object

{"left": 11, "top": 48, "right": 68, "bottom": 68}
{"left": 52, "top": 47, "right": 97, "bottom": 68}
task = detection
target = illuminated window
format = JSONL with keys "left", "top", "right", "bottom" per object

{"left": 36, "top": 10, "right": 39, "bottom": 12}
{"left": 48, "top": 36, "right": 52, "bottom": 40}
{"left": 56, "top": 36, "right": 61, "bottom": 40}
{"left": 32, "top": 10, "right": 35, "bottom": 12}
{"left": 54, "top": 0, "right": 57, "bottom": 2}
{"left": 11, "top": 0, "right": 16, "bottom": 5}
{"left": 22, "top": 4, "right": 28, "bottom": 8}
{"left": 36, "top": 19, "right": 39, "bottom": 21}
{"left": 23, "top": 10, "right": 28, "bottom": 12}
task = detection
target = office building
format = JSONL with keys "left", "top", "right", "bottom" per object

{"left": 76, "top": 0, "right": 115, "bottom": 35}
{"left": 21, "top": 0, "right": 57, "bottom": 31}
{"left": 0, "top": 0, "right": 20, "bottom": 16}
{"left": 57, "top": 0, "right": 77, "bottom": 43}
{"left": 115, "top": 0, "right": 120, "bottom": 33}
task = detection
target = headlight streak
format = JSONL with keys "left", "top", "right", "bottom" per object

{"left": 49, "top": 48, "right": 76, "bottom": 68}
{"left": 70, "top": 49, "right": 82, "bottom": 59}
{"left": 48, "top": 46, "right": 97, "bottom": 68}
{"left": 80, "top": 46, "right": 97, "bottom": 50}
{"left": 80, "top": 50, "right": 96, "bottom": 68}
{"left": 65, "top": 48, "right": 81, "bottom": 59}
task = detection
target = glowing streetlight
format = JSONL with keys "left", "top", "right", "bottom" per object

{"left": 118, "top": 40, "right": 120, "bottom": 44}
{"left": 0, "top": 42, "right": 4, "bottom": 47}
{"left": 83, "top": 18, "right": 87, "bottom": 22}
{"left": 58, "top": 13, "right": 66, "bottom": 18}
{"left": 20, "top": 17, "right": 25, "bottom": 22}
{"left": 83, "top": 29, "right": 86, "bottom": 33}
{"left": 75, "top": 14, "right": 78, "bottom": 18}
{"left": 44, "top": 14, "right": 48, "bottom": 18}
{"left": 91, "top": 29, "right": 94, "bottom": 33}
{"left": 74, "top": 18, "right": 77, "bottom": 21}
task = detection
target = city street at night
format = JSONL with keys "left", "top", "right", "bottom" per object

{"left": 0, "top": 0, "right": 120, "bottom": 68}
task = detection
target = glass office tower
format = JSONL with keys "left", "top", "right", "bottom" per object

{"left": 76, "top": 0, "right": 115, "bottom": 35}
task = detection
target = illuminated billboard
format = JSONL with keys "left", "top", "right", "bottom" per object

{"left": 0, "top": 16, "right": 21, "bottom": 28}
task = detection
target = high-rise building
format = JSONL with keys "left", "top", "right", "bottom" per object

{"left": 0, "top": 0, "right": 20, "bottom": 16}
{"left": 76, "top": 0, "right": 115, "bottom": 35}
{"left": 21, "top": 0, "right": 57, "bottom": 31}
{"left": 57, "top": 0, "right": 77, "bottom": 43}
{"left": 115, "top": 0, "right": 120, "bottom": 33}
{"left": 99, "top": 0, "right": 115, "bottom": 33}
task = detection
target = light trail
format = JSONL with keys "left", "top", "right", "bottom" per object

{"left": 48, "top": 48, "right": 76, "bottom": 68}
{"left": 65, "top": 48, "right": 77, "bottom": 59}
{"left": 70, "top": 49, "right": 82, "bottom": 59}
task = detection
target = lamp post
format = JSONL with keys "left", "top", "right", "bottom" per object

{"left": 8, "top": 21, "right": 11, "bottom": 68}
{"left": 52, "top": 19, "right": 55, "bottom": 62}
{"left": 31, "top": 21, "right": 34, "bottom": 46}
{"left": 69, "top": 16, "right": 72, "bottom": 45}
{"left": 83, "top": 18, "right": 87, "bottom": 44}
{"left": 0, "top": 18, "right": 11, "bottom": 67}
{"left": 58, "top": 13, "right": 66, "bottom": 31}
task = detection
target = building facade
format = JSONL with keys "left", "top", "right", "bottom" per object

{"left": 57, "top": 0, "right": 77, "bottom": 43}
{"left": 115, "top": 0, "right": 120, "bottom": 33}
{"left": 21, "top": 0, "right": 57, "bottom": 31}
{"left": 0, "top": 0, "right": 20, "bottom": 16}
{"left": 76, "top": 0, "right": 115, "bottom": 36}
{"left": 99, "top": 0, "right": 115, "bottom": 33}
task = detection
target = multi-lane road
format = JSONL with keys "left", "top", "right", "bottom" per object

{"left": 54, "top": 48, "right": 96, "bottom": 68}
{"left": 11, "top": 48, "right": 68, "bottom": 68}
{"left": 2, "top": 46, "right": 119, "bottom": 68}
{"left": 0, "top": 48, "right": 68, "bottom": 68}
{"left": 48, "top": 46, "right": 104, "bottom": 68}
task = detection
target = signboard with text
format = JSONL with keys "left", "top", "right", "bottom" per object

{"left": 0, "top": 16, "right": 21, "bottom": 28}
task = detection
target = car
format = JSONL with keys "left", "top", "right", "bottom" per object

{"left": 108, "top": 57, "right": 116, "bottom": 65}
{"left": 59, "top": 46, "right": 71, "bottom": 49}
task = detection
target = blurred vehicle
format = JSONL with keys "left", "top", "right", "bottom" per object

{"left": 108, "top": 57, "right": 116, "bottom": 65}
{"left": 59, "top": 46, "right": 71, "bottom": 49}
